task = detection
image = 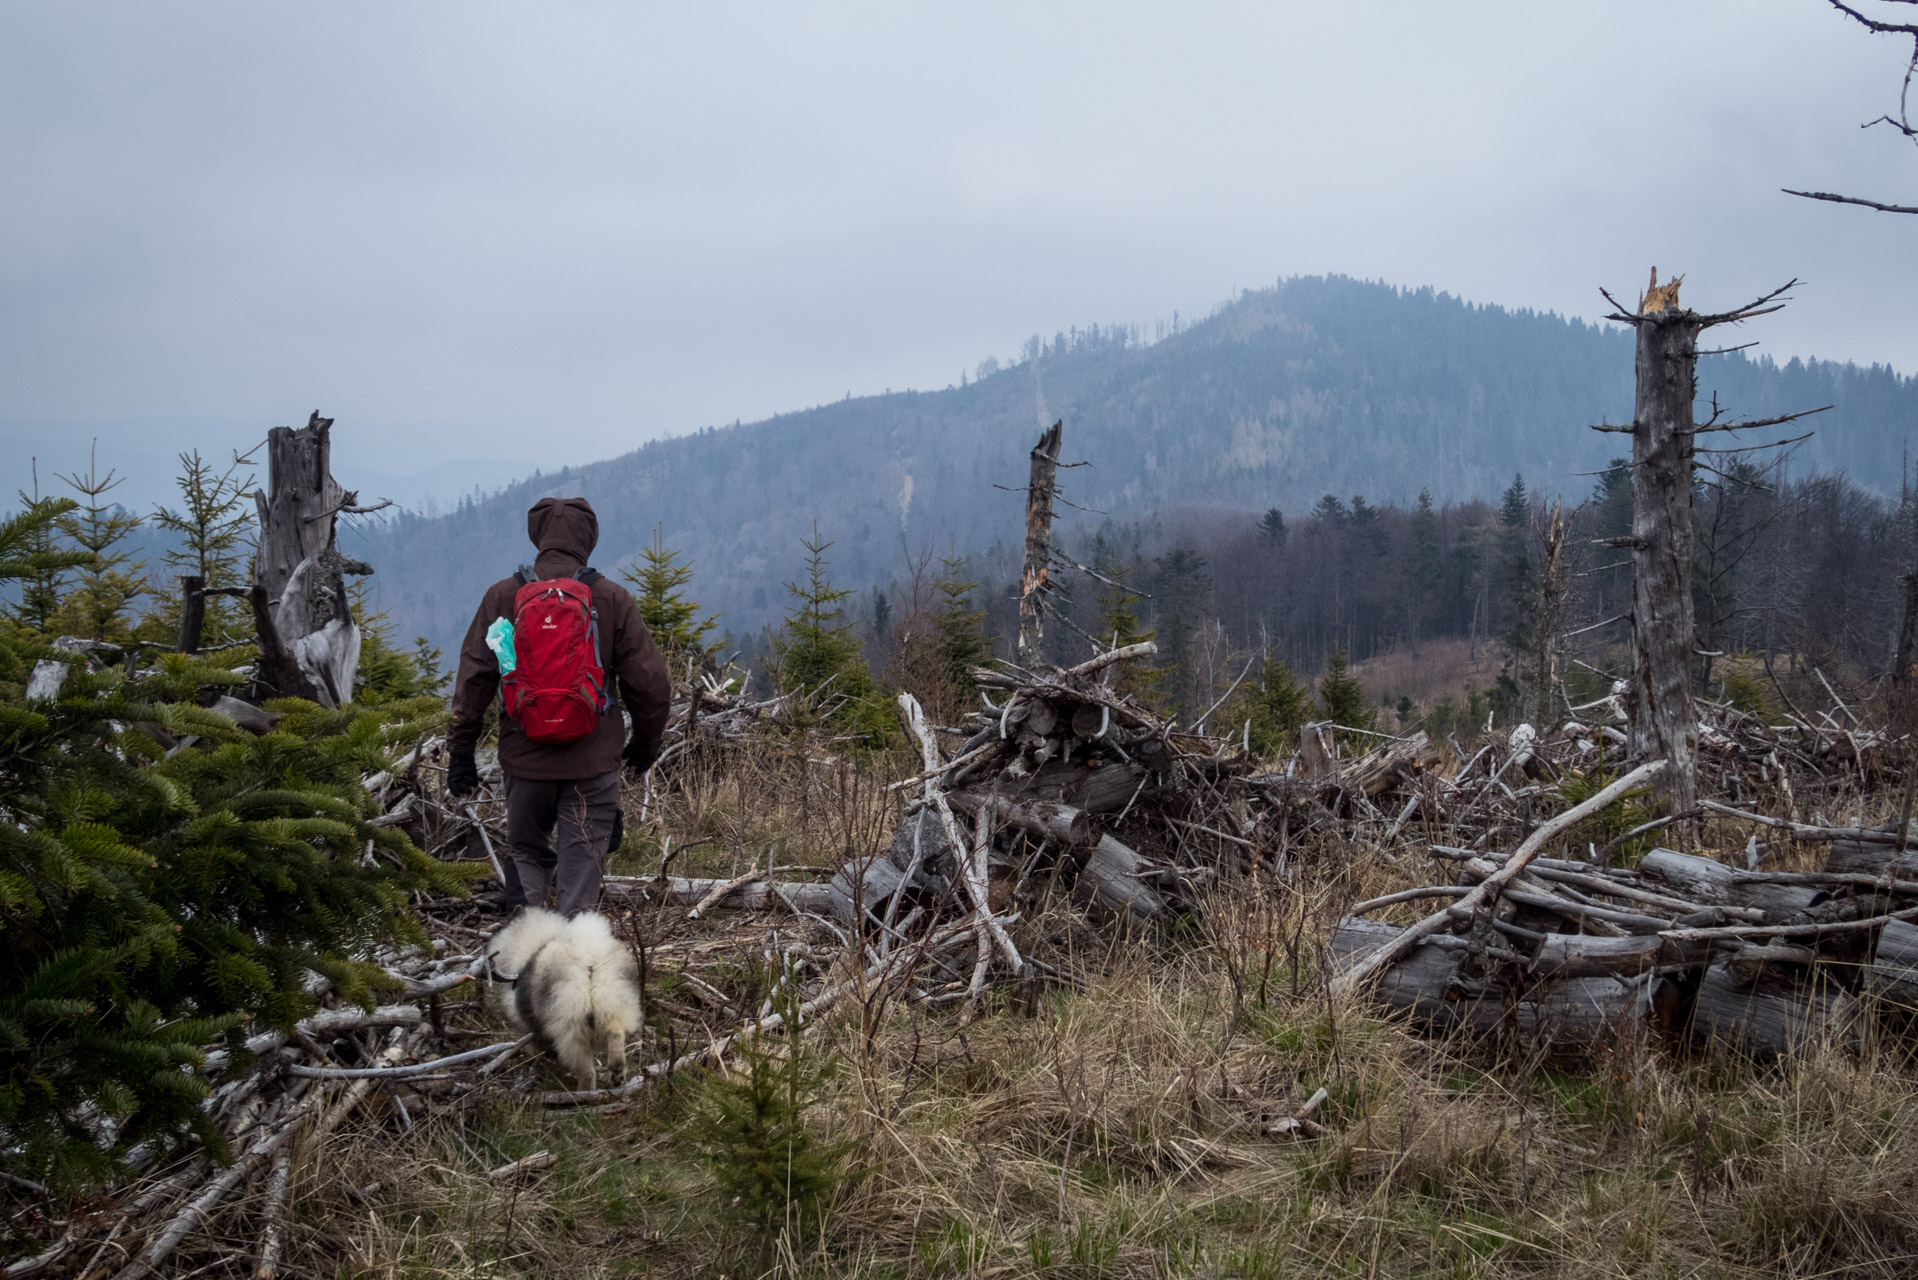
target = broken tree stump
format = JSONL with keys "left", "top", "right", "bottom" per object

{"left": 1016, "top": 420, "right": 1063, "bottom": 663}
{"left": 249, "top": 412, "right": 381, "bottom": 705}
{"left": 1619, "top": 270, "right": 1703, "bottom": 814}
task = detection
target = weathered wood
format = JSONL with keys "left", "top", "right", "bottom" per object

{"left": 1327, "top": 918, "right": 1500, "bottom": 1034}
{"left": 1532, "top": 933, "right": 1665, "bottom": 979}
{"left": 687, "top": 868, "right": 764, "bottom": 919}
{"left": 1340, "top": 731, "right": 1439, "bottom": 799}
{"left": 1639, "top": 847, "right": 1732, "bottom": 903}
{"left": 1728, "top": 881, "right": 1821, "bottom": 921}
{"left": 1330, "top": 759, "right": 1666, "bottom": 998}
{"left": 1070, "top": 702, "right": 1110, "bottom": 739}
{"left": 1894, "top": 568, "right": 1918, "bottom": 716}
{"left": 1724, "top": 942, "right": 1819, "bottom": 985}
{"left": 1514, "top": 974, "right": 1674, "bottom": 1047}
{"left": 1298, "top": 722, "right": 1337, "bottom": 782}
{"left": 960, "top": 758, "right": 1146, "bottom": 815}
{"left": 1640, "top": 847, "right": 1818, "bottom": 920}
{"left": 897, "top": 692, "right": 1024, "bottom": 975}
{"left": 1867, "top": 918, "right": 1918, "bottom": 1010}
{"left": 1621, "top": 272, "right": 1701, "bottom": 813}
{"left": 1530, "top": 501, "right": 1569, "bottom": 725}
{"left": 1063, "top": 641, "right": 1158, "bottom": 679}
{"left": 1069, "top": 834, "right": 1167, "bottom": 924}
{"left": 599, "top": 876, "right": 835, "bottom": 914}
{"left": 948, "top": 792, "right": 1094, "bottom": 846}
{"left": 209, "top": 694, "right": 281, "bottom": 735}
{"left": 177, "top": 574, "right": 206, "bottom": 654}
{"left": 249, "top": 412, "right": 364, "bottom": 706}
{"left": 485, "top": 1150, "right": 557, "bottom": 1182}
{"left": 1016, "top": 420, "right": 1064, "bottom": 662}
{"left": 1334, "top": 921, "right": 1677, "bottom": 1047}
{"left": 1689, "top": 962, "right": 1857, "bottom": 1060}
{"left": 1826, "top": 837, "right": 1918, "bottom": 880}
{"left": 1134, "top": 736, "right": 1174, "bottom": 776}
{"left": 887, "top": 810, "right": 956, "bottom": 894}
{"left": 828, "top": 856, "right": 919, "bottom": 925}
{"left": 248, "top": 581, "right": 321, "bottom": 702}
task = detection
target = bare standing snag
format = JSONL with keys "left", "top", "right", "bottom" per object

{"left": 247, "top": 411, "right": 388, "bottom": 705}
{"left": 1596, "top": 271, "right": 1826, "bottom": 813}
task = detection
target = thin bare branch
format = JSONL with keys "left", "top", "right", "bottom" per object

{"left": 1783, "top": 188, "right": 1918, "bottom": 213}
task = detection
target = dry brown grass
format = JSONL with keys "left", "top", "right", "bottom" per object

{"left": 228, "top": 745, "right": 1918, "bottom": 1280}
{"left": 611, "top": 734, "right": 900, "bottom": 883}
{"left": 1349, "top": 638, "right": 1500, "bottom": 715}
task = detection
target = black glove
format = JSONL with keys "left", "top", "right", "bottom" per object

{"left": 622, "top": 735, "right": 657, "bottom": 780}
{"left": 447, "top": 749, "right": 479, "bottom": 798}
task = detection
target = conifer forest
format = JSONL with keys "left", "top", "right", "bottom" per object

{"left": 12, "top": 5, "right": 1918, "bottom": 1280}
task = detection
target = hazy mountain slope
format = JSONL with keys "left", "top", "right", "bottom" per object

{"left": 348, "top": 275, "right": 1918, "bottom": 656}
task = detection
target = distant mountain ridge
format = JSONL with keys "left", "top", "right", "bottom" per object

{"left": 346, "top": 275, "right": 1918, "bottom": 657}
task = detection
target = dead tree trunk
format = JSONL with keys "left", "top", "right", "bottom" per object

{"left": 1623, "top": 273, "right": 1702, "bottom": 812}
{"left": 1892, "top": 568, "right": 1918, "bottom": 726}
{"left": 1017, "top": 420, "right": 1064, "bottom": 663}
{"left": 1532, "top": 499, "right": 1568, "bottom": 726}
{"left": 249, "top": 412, "right": 380, "bottom": 706}
{"left": 177, "top": 575, "right": 206, "bottom": 654}
{"left": 1598, "top": 271, "right": 1815, "bottom": 813}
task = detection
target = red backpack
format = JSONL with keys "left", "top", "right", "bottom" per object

{"left": 500, "top": 566, "right": 610, "bottom": 744}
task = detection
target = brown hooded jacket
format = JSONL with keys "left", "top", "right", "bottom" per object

{"left": 448, "top": 497, "right": 672, "bottom": 780}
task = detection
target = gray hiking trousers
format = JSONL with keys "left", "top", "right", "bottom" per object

{"left": 502, "top": 770, "right": 621, "bottom": 917}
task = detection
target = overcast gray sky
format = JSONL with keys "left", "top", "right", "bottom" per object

{"left": 4, "top": 1, "right": 1916, "bottom": 508}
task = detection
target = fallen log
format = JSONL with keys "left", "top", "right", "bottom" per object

{"left": 1689, "top": 962, "right": 1858, "bottom": 1060}
{"left": 1327, "top": 918, "right": 1499, "bottom": 1035}
{"left": 1512, "top": 974, "right": 1676, "bottom": 1047}
{"left": 828, "top": 856, "right": 925, "bottom": 926}
{"left": 1070, "top": 834, "right": 1168, "bottom": 924}
{"left": 1530, "top": 932, "right": 1708, "bottom": 979}
{"left": 1700, "top": 801, "right": 1909, "bottom": 845}
{"left": 949, "top": 792, "right": 1096, "bottom": 846}
{"left": 1330, "top": 759, "right": 1668, "bottom": 998}
{"left": 1640, "top": 847, "right": 1821, "bottom": 920}
{"left": 113, "top": 1086, "right": 324, "bottom": 1280}
{"left": 1826, "top": 838, "right": 1918, "bottom": 880}
{"left": 1329, "top": 919, "right": 1672, "bottom": 1048}
{"left": 600, "top": 875, "right": 836, "bottom": 914}
{"left": 1867, "top": 918, "right": 1918, "bottom": 1011}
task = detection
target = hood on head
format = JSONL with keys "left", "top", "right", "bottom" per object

{"left": 526, "top": 497, "right": 599, "bottom": 565}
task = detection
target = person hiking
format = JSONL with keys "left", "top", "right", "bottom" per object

{"left": 445, "top": 497, "right": 672, "bottom": 916}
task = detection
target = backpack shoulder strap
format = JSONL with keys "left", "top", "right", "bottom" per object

{"left": 514, "top": 564, "right": 536, "bottom": 587}
{"left": 576, "top": 567, "right": 602, "bottom": 586}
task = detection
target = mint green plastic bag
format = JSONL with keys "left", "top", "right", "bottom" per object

{"left": 485, "top": 617, "right": 516, "bottom": 674}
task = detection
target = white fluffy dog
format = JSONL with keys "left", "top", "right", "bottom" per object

{"left": 487, "top": 908, "right": 643, "bottom": 1089}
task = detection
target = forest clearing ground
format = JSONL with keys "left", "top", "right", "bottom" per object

{"left": 276, "top": 813, "right": 1918, "bottom": 1280}
{"left": 125, "top": 679, "right": 1918, "bottom": 1280}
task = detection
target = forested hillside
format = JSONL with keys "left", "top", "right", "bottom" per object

{"left": 351, "top": 275, "right": 1918, "bottom": 655}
